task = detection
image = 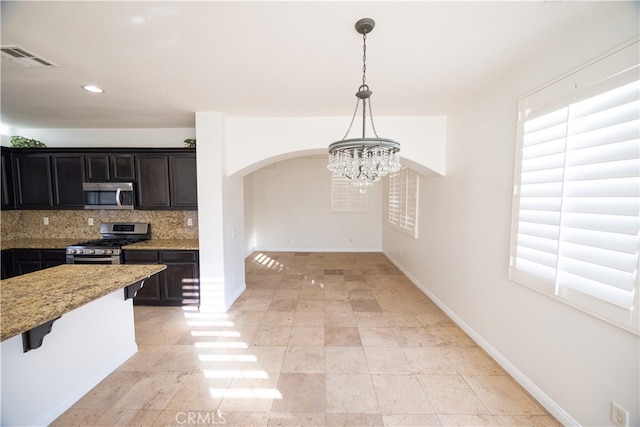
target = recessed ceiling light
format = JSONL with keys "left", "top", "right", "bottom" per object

{"left": 82, "top": 85, "right": 104, "bottom": 93}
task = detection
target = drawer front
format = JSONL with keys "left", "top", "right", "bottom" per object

{"left": 41, "top": 249, "right": 66, "bottom": 262}
{"left": 124, "top": 250, "right": 159, "bottom": 263}
{"left": 13, "top": 249, "right": 42, "bottom": 261}
{"left": 160, "top": 250, "right": 198, "bottom": 262}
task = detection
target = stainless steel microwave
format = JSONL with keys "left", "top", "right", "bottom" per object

{"left": 82, "top": 182, "right": 135, "bottom": 210}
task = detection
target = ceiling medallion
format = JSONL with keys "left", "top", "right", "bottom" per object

{"left": 327, "top": 18, "right": 401, "bottom": 193}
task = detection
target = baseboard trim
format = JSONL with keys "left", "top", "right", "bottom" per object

{"left": 383, "top": 251, "right": 578, "bottom": 427}
{"left": 252, "top": 247, "right": 382, "bottom": 253}
{"left": 225, "top": 282, "right": 247, "bottom": 311}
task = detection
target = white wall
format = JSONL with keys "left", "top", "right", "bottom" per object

{"left": 225, "top": 116, "right": 447, "bottom": 177}
{"left": 221, "top": 173, "right": 247, "bottom": 308}
{"left": 1, "top": 289, "right": 137, "bottom": 426}
{"left": 244, "top": 174, "right": 256, "bottom": 256}
{"left": 249, "top": 156, "right": 382, "bottom": 252}
{"left": 2, "top": 128, "right": 194, "bottom": 148}
{"left": 382, "top": 4, "right": 639, "bottom": 427}
{"left": 195, "top": 113, "right": 228, "bottom": 312}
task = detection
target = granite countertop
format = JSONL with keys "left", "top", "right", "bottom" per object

{"left": 123, "top": 239, "right": 199, "bottom": 250}
{"left": 0, "top": 264, "right": 166, "bottom": 342}
{"left": 1, "top": 238, "right": 82, "bottom": 250}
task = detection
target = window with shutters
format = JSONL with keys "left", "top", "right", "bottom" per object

{"left": 330, "top": 173, "right": 368, "bottom": 212}
{"left": 388, "top": 167, "right": 419, "bottom": 238}
{"left": 509, "top": 40, "right": 639, "bottom": 333}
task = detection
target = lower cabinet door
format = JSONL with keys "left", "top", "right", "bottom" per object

{"left": 133, "top": 272, "right": 162, "bottom": 305}
{"left": 125, "top": 250, "right": 199, "bottom": 306}
{"left": 124, "top": 250, "right": 162, "bottom": 305}
{"left": 162, "top": 262, "right": 199, "bottom": 305}
{"left": 1, "top": 250, "right": 13, "bottom": 279}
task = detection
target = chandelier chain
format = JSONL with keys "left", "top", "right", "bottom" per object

{"left": 367, "top": 97, "right": 380, "bottom": 139}
{"left": 362, "top": 32, "right": 367, "bottom": 86}
{"left": 342, "top": 98, "right": 361, "bottom": 140}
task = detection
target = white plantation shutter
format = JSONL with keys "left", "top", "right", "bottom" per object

{"left": 510, "top": 40, "right": 640, "bottom": 333}
{"left": 331, "top": 173, "right": 368, "bottom": 212}
{"left": 388, "top": 170, "right": 401, "bottom": 225}
{"left": 388, "top": 167, "right": 419, "bottom": 238}
{"left": 557, "top": 79, "right": 639, "bottom": 309}
{"left": 515, "top": 106, "right": 567, "bottom": 283}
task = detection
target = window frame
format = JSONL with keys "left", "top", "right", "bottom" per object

{"left": 509, "top": 39, "right": 640, "bottom": 334}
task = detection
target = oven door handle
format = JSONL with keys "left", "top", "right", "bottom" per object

{"left": 115, "top": 188, "right": 122, "bottom": 207}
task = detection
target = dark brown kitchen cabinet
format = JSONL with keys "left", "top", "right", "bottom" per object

{"left": 1, "top": 149, "right": 15, "bottom": 209}
{"left": 123, "top": 250, "right": 162, "bottom": 304}
{"left": 13, "top": 250, "right": 42, "bottom": 276}
{"left": 85, "top": 154, "right": 135, "bottom": 182}
{"left": 124, "top": 249, "right": 199, "bottom": 306}
{"left": 136, "top": 153, "right": 197, "bottom": 210}
{"left": 170, "top": 155, "right": 198, "bottom": 209}
{"left": 136, "top": 155, "right": 171, "bottom": 209}
{"left": 1, "top": 249, "right": 14, "bottom": 279}
{"left": 161, "top": 251, "right": 199, "bottom": 304}
{"left": 3, "top": 148, "right": 196, "bottom": 210}
{"left": 14, "top": 153, "right": 53, "bottom": 208}
{"left": 13, "top": 152, "right": 84, "bottom": 209}
{"left": 51, "top": 154, "right": 85, "bottom": 208}
{"left": 10, "top": 248, "right": 66, "bottom": 277}
{"left": 42, "top": 249, "right": 67, "bottom": 269}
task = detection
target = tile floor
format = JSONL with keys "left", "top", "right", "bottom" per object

{"left": 53, "top": 252, "right": 560, "bottom": 426}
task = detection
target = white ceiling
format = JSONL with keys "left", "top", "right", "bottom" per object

{"left": 0, "top": 1, "right": 628, "bottom": 129}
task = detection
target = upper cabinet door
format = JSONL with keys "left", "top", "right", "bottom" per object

{"left": 85, "top": 154, "right": 110, "bottom": 181}
{"left": 136, "top": 155, "right": 171, "bottom": 209}
{"left": 14, "top": 153, "right": 53, "bottom": 208}
{"left": 112, "top": 155, "right": 136, "bottom": 181}
{"left": 170, "top": 154, "right": 198, "bottom": 209}
{"left": 51, "top": 154, "right": 85, "bottom": 208}
{"left": 1, "top": 149, "right": 15, "bottom": 210}
{"left": 85, "top": 154, "right": 135, "bottom": 182}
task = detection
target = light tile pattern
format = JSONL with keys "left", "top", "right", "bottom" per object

{"left": 53, "top": 252, "right": 560, "bottom": 426}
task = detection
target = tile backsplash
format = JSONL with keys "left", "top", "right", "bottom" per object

{"left": 0, "top": 210, "right": 198, "bottom": 241}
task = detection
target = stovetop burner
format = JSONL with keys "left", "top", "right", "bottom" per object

{"left": 66, "top": 222, "right": 151, "bottom": 258}
{"left": 71, "top": 237, "right": 147, "bottom": 248}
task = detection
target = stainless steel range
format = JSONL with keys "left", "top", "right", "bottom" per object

{"left": 66, "top": 222, "right": 151, "bottom": 264}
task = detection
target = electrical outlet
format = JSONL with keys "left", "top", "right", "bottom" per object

{"left": 187, "top": 218, "right": 193, "bottom": 227}
{"left": 88, "top": 218, "right": 94, "bottom": 226}
{"left": 611, "top": 401, "right": 629, "bottom": 427}
{"left": 43, "top": 217, "right": 49, "bottom": 226}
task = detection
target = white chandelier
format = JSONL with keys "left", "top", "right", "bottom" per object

{"left": 327, "top": 18, "right": 401, "bottom": 193}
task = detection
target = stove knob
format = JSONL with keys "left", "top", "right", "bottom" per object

{"left": 104, "top": 249, "right": 113, "bottom": 255}
{"left": 86, "top": 249, "right": 95, "bottom": 255}
{"left": 74, "top": 249, "right": 83, "bottom": 255}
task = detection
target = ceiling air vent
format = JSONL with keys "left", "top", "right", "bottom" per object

{"left": 0, "top": 46, "right": 58, "bottom": 68}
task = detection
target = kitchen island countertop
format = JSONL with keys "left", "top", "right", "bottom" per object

{"left": 0, "top": 264, "right": 166, "bottom": 341}
{"left": 123, "top": 238, "right": 199, "bottom": 251}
